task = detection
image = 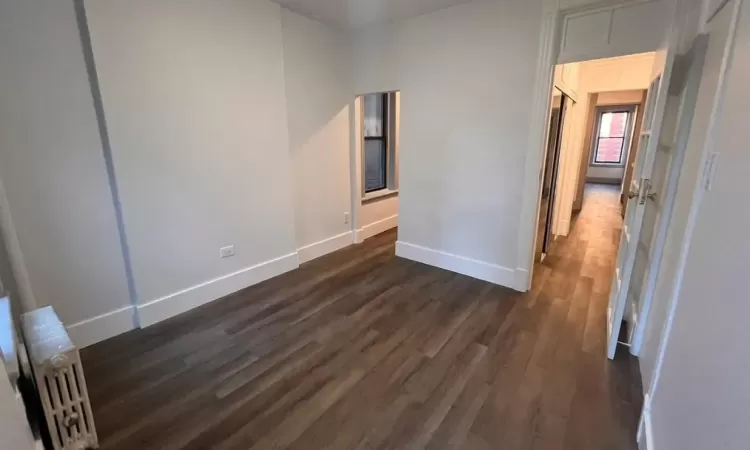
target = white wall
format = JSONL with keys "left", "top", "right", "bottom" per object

{"left": 353, "top": 26, "right": 400, "bottom": 95}
{"left": 355, "top": 0, "right": 544, "bottom": 288}
{"left": 281, "top": 9, "right": 354, "bottom": 263}
{"left": 0, "top": 0, "right": 359, "bottom": 342}
{"left": 597, "top": 90, "right": 645, "bottom": 105}
{"left": 86, "top": 0, "right": 299, "bottom": 326}
{"left": 648, "top": 2, "right": 750, "bottom": 447}
{"left": 0, "top": 0, "right": 133, "bottom": 344}
{"left": 587, "top": 166, "right": 625, "bottom": 181}
{"left": 360, "top": 195, "right": 399, "bottom": 239}
{"left": 580, "top": 53, "right": 656, "bottom": 91}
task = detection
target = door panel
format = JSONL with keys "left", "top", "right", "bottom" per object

{"left": 606, "top": 20, "right": 678, "bottom": 358}
{"left": 637, "top": 100, "right": 681, "bottom": 262}
{"left": 631, "top": 1, "right": 736, "bottom": 355}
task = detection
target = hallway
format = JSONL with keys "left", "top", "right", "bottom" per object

{"left": 541, "top": 183, "right": 624, "bottom": 289}
{"left": 81, "top": 185, "right": 641, "bottom": 450}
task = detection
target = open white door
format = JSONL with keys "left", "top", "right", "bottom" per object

{"left": 630, "top": 0, "right": 741, "bottom": 358}
{"left": 606, "top": 22, "right": 679, "bottom": 359}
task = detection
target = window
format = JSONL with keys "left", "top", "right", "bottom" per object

{"left": 363, "top": 93, "right": 389, "bottom": 193}
{"left": 591, "top": 107, "right": 634, "bottom": 165}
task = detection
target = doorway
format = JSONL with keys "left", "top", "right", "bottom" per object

{"left": 535, "top": 88, "right": 570, "bottom": 261}
{"left": 351, "top": 91, "right": 401, "bottom": 243}
{"left": 528, "top": 49, "right": 691, "bottom": 359}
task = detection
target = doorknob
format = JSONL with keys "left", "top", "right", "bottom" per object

{"left": 646, "top": 191, "right": 658, "bottom": 201}
{"left": 628, "top": 189, "right": 639, "bottom": 199}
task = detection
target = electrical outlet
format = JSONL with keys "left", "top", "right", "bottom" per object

{"left": 344, "top": 212, "right": 350, "bottom": 224}
{"left": 220, "top": 245, "right": 235, "bottom": 258}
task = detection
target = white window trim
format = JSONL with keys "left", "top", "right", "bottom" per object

{"left": 362, "top": 188, "right": 398, "bottom": 203}
{"left": 361, "top": 91, "right": 399, "bottom": 202}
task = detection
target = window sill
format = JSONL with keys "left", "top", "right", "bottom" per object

{"left": 590, "top": 162, "right": 626, "bottom": 168}
{"left": 363, "top": 189, "right": 398, "bottom": 203}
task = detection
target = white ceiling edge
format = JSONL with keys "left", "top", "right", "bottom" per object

{"left": 271, "top": 0, "right": 474, "bottom": 30}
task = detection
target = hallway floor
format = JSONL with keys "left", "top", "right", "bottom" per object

{"left": 81, "top": 183, "right": 640, "bottom": 450}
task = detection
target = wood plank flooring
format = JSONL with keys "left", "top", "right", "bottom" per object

{"left": 82, "top": 183, "right": 642, "bottom": 449}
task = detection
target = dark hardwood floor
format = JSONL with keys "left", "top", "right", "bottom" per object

{"left": 82, "top": 184, "right": 642, "bottom": 450}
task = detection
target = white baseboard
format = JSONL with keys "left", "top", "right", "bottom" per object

{"left": 395, "top": 241, "right": 516, "bottom": 289}
{"left": 137, "top": 252, "right": 299, "bottom": 327}
{"left": 66, "top": 305, "right": 136, "bottom": 348}
{"left": 554, "top": 219, "right": 570, "bottom": 237}
{"left": 514, "top": 268, "right": 530, "bottom": 292}
{"left": 561, "top": 219, "right": 570, "bottom": 236}
{"left": 355, "top": 214, "right": 398, "bottom": 243}
{"left": 298, "top": 231, "right": 353, "bottom": 264}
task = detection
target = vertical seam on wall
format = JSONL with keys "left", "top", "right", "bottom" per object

{"left": 73, "top": 0, "right": 141, "bottom": 328}
{"left": 278, "top": 8, "right": 302, "bottom": 250}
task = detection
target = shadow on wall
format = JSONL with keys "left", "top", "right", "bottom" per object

{"left": 288, "top": 105, "right": 353, "bottom": 249}
{"left": 281, "top": 8, "right": 355, "bottom": 252}
{"left": 0, "top": 230, "right": 21, "bottom": 323}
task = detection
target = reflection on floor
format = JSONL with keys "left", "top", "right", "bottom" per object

{"left": 81, "top": 185, "right": 639, "bottom": 449}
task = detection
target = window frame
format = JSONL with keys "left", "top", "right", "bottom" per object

{"left": 362, "top": 92, "right": 390, "bottom": 195}
{"left": 589, "top": 105, "right": 637, "bottom": 167}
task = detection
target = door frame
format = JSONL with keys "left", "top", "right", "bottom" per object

{"left": 516, "top": 0, "right": 680, "bottom": 291}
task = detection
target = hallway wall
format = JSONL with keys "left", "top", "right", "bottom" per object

{"left": 0, "top": 0, "right": 133, "bottom": 344}
{"left": 85, "top": 0, "right": 299, "bottom": 327}
{"left": 354, "top": 0, "right": 545, "bottom": 287}
{"left": 282, "top": 9, "right": 354, "bottom": 262}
